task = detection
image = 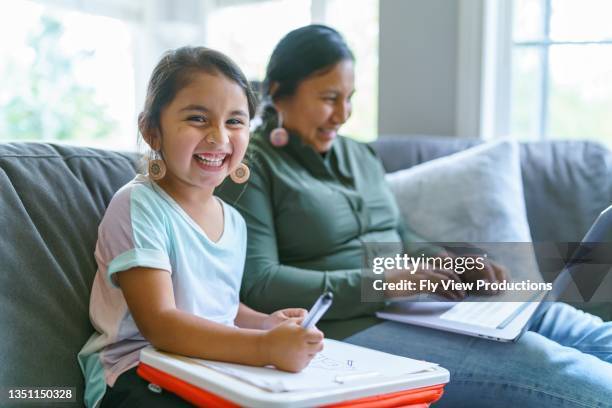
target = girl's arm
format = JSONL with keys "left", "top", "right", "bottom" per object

{"left": 117, "top": 267, "right": 323, "bottom": 372}
{"left": 234, "top": 303, "right": 307, "bottom": 330}
{"left": 234, "top": 303, "right": 269, "bottom": 329}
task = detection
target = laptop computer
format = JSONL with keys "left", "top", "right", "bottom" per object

{"left": 376, "top": 205, "right": 612, "bottom": 342}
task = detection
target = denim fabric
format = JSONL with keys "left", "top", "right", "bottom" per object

{"left": 345, "top": 303, "right": 612, "bottom": 408}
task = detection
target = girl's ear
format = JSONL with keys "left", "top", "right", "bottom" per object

{"left": 141, "top": 127, "right": 162, "bottom": 151}
{"left": 138, "top": 112, "right": 162, "bottom": 151}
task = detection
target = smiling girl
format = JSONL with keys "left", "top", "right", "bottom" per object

{"left": 78, "top": 47, "right": 323, "bottom": 407}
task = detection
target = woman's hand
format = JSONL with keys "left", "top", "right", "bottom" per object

{"left": 384, "top": 265, "right": 467, "bottom": 300}
{"left": 261, "top": 308, "right": 307, "bottom": 330}
{"left": 262, "top": 318, "right": 324, "bottom": 372}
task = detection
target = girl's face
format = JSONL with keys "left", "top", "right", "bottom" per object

{"left": 151, "top": 71, "right": 250, "bottom": 194}
{"left": 276, "top": 59, "right": 355, "bottom": 153}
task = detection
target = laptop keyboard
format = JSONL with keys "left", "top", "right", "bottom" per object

{"left": 438, "top": 301, "right": 528, "bottom": 329}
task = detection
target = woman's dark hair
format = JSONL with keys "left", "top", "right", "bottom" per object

{"left": 259, "top": 24, "right": 354, "bottom": 131}
{"left": 139, "top": 46, "right": 258, "bottom": 139}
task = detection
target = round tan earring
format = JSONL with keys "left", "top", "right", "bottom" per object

{"left": 148, "top": 150, "right": 166, "bottom": 180}
{"left": 230, "top": 162, "right": 250, "bottom": 184}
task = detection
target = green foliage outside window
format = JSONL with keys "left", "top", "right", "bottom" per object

{"left": 0, "top": 15, "right": 116, "bottom": 142}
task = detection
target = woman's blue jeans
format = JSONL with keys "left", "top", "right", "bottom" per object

{"left": 345, "top": 303, "right": 612, "bottom": 407}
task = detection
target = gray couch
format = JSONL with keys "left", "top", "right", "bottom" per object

{"left": 1, "top": 137, "right": 610, "bottom": 406}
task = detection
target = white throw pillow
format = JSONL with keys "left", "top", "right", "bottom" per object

{"left": 385, "top": 140, "right": 542, "bottom": 284}
{"left": 385, "top": 140, "right": 532, "bottom": 243}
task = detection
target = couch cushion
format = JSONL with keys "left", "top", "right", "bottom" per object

{"left": 372, "top": 136, "right": 612, "bottom": 243}
{"left": 0, "top": 143, "right": 138, "bottom": 405}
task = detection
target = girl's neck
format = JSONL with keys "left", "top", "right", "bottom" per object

{"left": 155, "top": 176, "right": 216, "bottom": 210}
{"left": 154, "top": 175, "right": 225, "bottom": 242}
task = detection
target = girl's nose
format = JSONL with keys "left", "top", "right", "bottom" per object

{"left": 205, "top": 128, "right": 229, "bottom": 145}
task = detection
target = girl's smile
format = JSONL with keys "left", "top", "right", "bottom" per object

{"left": 193, "top": 151, "right": 230, "bottom": 171}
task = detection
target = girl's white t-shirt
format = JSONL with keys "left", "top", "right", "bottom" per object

{"left": 78, "top": 174, "right": 246, "bottom": 407}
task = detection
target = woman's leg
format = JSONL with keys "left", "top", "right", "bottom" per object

{"left": 530, "top": 302, "right": 612, "bottom": 363}
{"left": 344, "top": 306, "right": 612, "bottom": 408}
{"left": 100, "top": 367, "right": 192, "bottom": 407}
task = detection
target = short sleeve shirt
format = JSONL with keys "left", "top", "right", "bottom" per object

{"left": 78, "top": 174, "right": 246, "bottom": 407}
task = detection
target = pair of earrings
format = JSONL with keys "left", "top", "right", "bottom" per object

{"left": 148, "top": 108, "right": 285, "bottom": 182}
{"left": 148, "top": 151, "right": 250, "bottom": 184}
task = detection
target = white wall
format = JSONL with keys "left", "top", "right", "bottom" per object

{"left": 378, "top": 0, "right": 460, "bottom": 137}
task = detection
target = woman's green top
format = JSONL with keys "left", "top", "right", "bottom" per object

{"left": 217, "top": 132, "right": 430, "bottom": 338}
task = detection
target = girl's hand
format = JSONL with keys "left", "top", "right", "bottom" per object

{"left": 261, "top": 308, "right": 307, "bottom": 330}
{"left": 262, "top": 318, "right": 324, "bottom": 372}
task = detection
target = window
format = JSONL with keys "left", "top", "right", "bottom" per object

{"left": 0, "top": 0, "right": 136, "bottom": 149}
{"left": 2, "top": 0, "right": 380, "bottom": 148}
{"left": 510, "top": 0, "right": 612, "bottom": 145}
{"left": 325, "top": 0, "right": 379, "bottom": 142}
{"left": 207, "top": 0, "right": 311, "bottom": 81}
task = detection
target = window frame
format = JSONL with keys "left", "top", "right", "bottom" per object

{"left": 512, "top": 0, "right": 612, "bottom": 140}
{"left": 459, "top": 0, "right": 612, "bottom": 143}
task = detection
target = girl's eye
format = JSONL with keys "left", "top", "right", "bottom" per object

{"left": 188, "top": 115, "right": 207, "bottom": 123}
{"left": 227, "top": 118, "right": 244, "bottom": 126}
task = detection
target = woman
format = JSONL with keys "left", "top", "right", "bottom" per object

{"left": 217, "top": 25, "right": 612, "bottom": 407}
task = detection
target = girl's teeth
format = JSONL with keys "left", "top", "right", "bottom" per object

{"left": 194, "top": 155, "right": 225, "bottom": 166}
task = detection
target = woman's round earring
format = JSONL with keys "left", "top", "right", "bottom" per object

{"left": 148, "top": 150, "right": 166, "bottom": 180}
{"left": 230, "top": 162, "right": 250, "bottom": 184}
{"left": 269, "top": 110, "right": 289, "bottom": 147}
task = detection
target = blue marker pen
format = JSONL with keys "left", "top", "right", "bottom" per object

{"left": 301, "top": 292, "right": 334, "bottom": 328}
